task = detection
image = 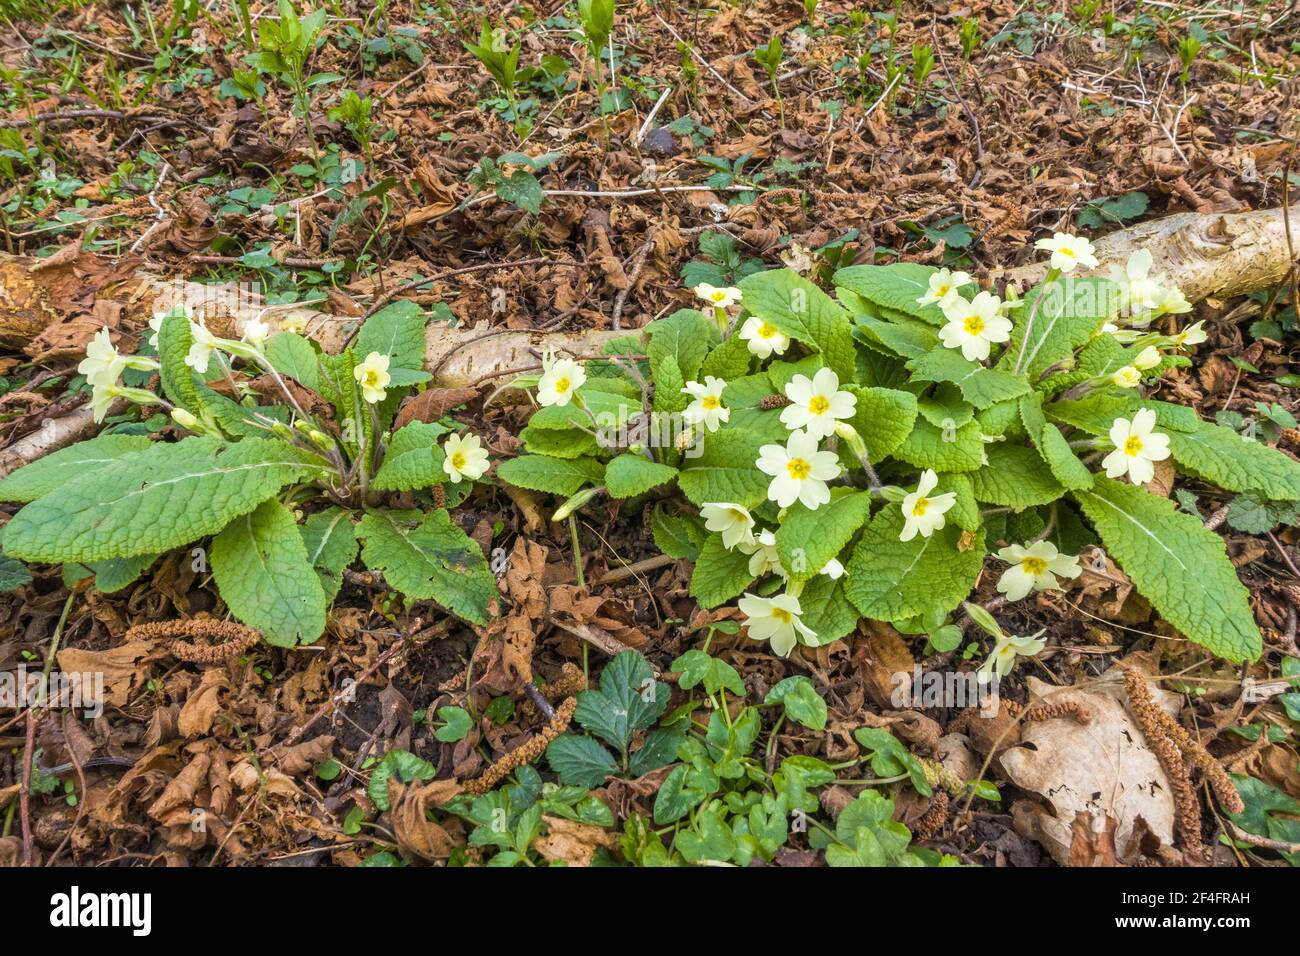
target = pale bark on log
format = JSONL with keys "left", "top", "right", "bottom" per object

{"left": 0, "top": 203, "right": 1295, "bottom": 391}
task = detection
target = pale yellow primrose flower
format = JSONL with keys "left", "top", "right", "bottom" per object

{"left": 1132, "top": 345, "right": 1161, "bottom": 371}
{"left": 739, "top": 316, "right": 790, "bottom": 359}
{"left": 900, "top": 469, "right": 956, "bottom": 542}
{"left": 354, "top": 351, "right": 391, "bottom": 404}
{"left": 693, "top": 283, "right": 742, "bottom": 310}
{"left": 89, "top": 381, "right": 120, "bottom": 423}
{"left": 979, "top": 630, "right": 1047, "bottom": 680}
{"left": 184, "top": 320, "right": 221, "bottom": 374}
{"left": 681, "top": 376, "right": 730, "bottom": 432}
{"left": 536, "top": 349, "right": 586, "bottom": 407}
{"left": 938, "top": 291, "right": 1012, "bottom": 363}
{"left": 1102, "top": 408, "right": 1170, "bottom": 486}
{"left": 780, "top": 367, "right": 857, "bottom": 439}
{"left": 1155, "top": 282, "right": 1192, "bottom": 315}
{"left": 442, "top": 432, "right": 490, "bottom": 483}
{"left": 77, "top": 327, "right": 129, "bottom": 387}
{"left": 995, "top": 541, "right": 1082, "bottom": 602}
{"left": 738, "top": 591, "right": 817, "bottom": 657}
{"left": 1111, "top": 365, "right": 1141, "bottom": 389}
{"left": 1034, "top": 232, "right": 1099, "bottom": 273}
{"left": 241, "top": 317, "right": 271, "bottom": 347}
{"left": 699, "top": 503, "right": 756, "bottom": 551}
{"left": 755, "top": 429, "right": 841, "bottom": 510}
{"left": 916, "top": 268, "right": 974, "bottom": 309}
{"left": 1108, "top": 249, "right": 1163, "bottom": 316}
{"left": 743, "top": 529, "right": 785, "bottom": 579}
{"left": 1171, "top": 320, "right": 1207, "bottom": 349}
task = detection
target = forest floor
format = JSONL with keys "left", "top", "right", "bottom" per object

{"left": 0, "top": 0, "right": 1297, "bottom": 868}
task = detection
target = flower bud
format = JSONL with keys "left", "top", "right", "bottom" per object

{"left": 552, "top": 486, "right": 602, "bottom": 522}
{"left": 171, "top": 408, "right": 201, "bottom": 431}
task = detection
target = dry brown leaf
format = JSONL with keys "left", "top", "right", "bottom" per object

{"left": 56, "top": 639, "right": 158, "bottom": 708}
{"left": 533, "top": 814, "right": 619, "bottom": 866}
{"left": 177, "top": 668, "right": 229, "bottom": 737}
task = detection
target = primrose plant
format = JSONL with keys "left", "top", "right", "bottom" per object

{"left": 500, "top": 234, "right": 1300, "bottom": 668}
{"left": 0, "top": 303, "right": 497, "bottom": 645}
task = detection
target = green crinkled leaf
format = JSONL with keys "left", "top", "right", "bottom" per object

{"left": 372, "top": 421, "right": 452, "bottom": 491}
{"left": 841, "top": 386, "right": 918, "bottom": 463}
{"left": 969, "top": 443, "right": 1066, "bottom": 507}
{"left": 645, "top": 308, "right": 717, "bottom": 383}
{"left": 893, "top": 416, "right": 986, "bottom": 473}
{"left": 1020, "top": 395, "right": 1093, "bottom": 491}
{"left": 689, "top": 534, "right": 756, "bottom": 608}
{"left": 300, "top": 506, "right": 359, "bottom": 603}
{"left": 1045, "top": 391, "right": 1199, "bottom": 436}
{"left": 1167, "top": 421, "right": 1300, "bottom": 501}
{"left": 604, "top": 453, "right": 678, "bottom": 499}
{"left": 0, "top": 554, "right": 31, "bottom": 592}
{"left": 264, "top": 331, "right": 320, "bottom": 389}
{"left": 775, "top": 491, "right": 873, "bottom": 582}
{"left": 156, "top": 312, "right": 204, "bottom": 413}
{"left": 764, "top": 676, "right": 827, "bottom": 730}
{"left": 677, "top": 428, "right": 770, "bottom": 509}
{"left": 919, "top": 388, "right": 974, "bottom": 429}
{"left": 88, "top": 553, "right": 158, "bottom": 594}
{"left": 853, "top": 315, "right": 939, "bottom": 359}
{"left": 845, "top": 505, "right": 986, "bottom": 624}
{"left": 1073, "top": 477, "right": 1260, "bottom": 663}
{"left": 833, "top": 263, "right": 945, "bottom": 324}
{"left": 907, "top": 349, "right": 1030, "bottom": 409}
{"left": 944, "top": 472, "right": 981, "bottom": 531}
{"left": 356, "top": 508, "right": 496, "bottom": 625}
{"left": 355, "top": 300, "right": 426, "bottom": 370}
{"left": 651, "top": 506, "right": 706, "bottom": 560}
{"left": 546, "top": 735, "right": 616, "bottom": 788}
{"left": 1000, "top": 277, "right": 1116, "bottom": 379}
{"left": 527, "top": 389, "right": 635, "bottom": 431}
{"left": 738, "top": 269, "right": 856, "bottom": 380}
{"left": 699, "top": 331, "right": 753, "bottom": 381}
{"left": 495, "top": 454, "right": 605, "bottom": 496}
{"left": 3, "top": 437, "right": 319, "bottom": 564}
{"left": 651, "top": 353, "right": 688, "bottom": 413}
{"left": 212, "top": 499, "right": 327, "bottom": 646}
{"left": 795, "top": 573, "right": 857, "bottom": 645}
{"left": 0, "top": 434, "right": 152, "bottom": 503}
{"left": 519, "top": 425, "right": 600, "bottom": 459}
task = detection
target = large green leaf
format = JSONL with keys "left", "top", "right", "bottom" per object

{"left": 845, "top": 506, "right": 986, "bottom": 623}
{"left": 604, "top": 453, "right": 678, "bottom": 499}
{"left": 1001, "top": 277, "right": 1115, "bottom": 379}
{"left": 212, "top": 499, "right": 327, "bottom": 646}
{"left": 688, "top": 534, "right": 756, "bottom": 608}
{"left": 644, "top": 308, "right": 716, "bottom": 383}
{"left": 300, "top": 506, "right": 359, "bottom": 602}
{"left": 264, "top": 331, "right": 321, "bottom": 390}
{"left": 839, "top": 386, "right": 917, "bottom": 463}
{"left": 0, "top": 434, "right": 152, "bottom": 503}
{"left": 969, "top": 443, "right": 1065, "bottom": 507}
{"left": 1167, "top": 421, "right": 1300, "bottom": 501}
{"left": 833, "top": 263, "right": 945, "bottom": 324}
{"left": 495, "top": 454, "right": 605, "bottom": 496}
{"left": 3, "top": 437, "right": 319, "bottom": 563}
{"left": 1073, "top": 477, "right": 1260, "bottom": 662}
{"left": 677, "top": 428, "right": 770, "bottom": 509}
{"left": 356, "top": 508, "right": 496, "bottom": 624}
{"left": 738, "top": 269, "right": 856, "bottom": 380}
{"left": 372, "top": 421, "right": 452, "bottom": 491}
{"left": 355, "top": 300, "right": 426, "bottom": 370}
{"left": 1020, "top": 394, "right": 1093, "bottom": 491}
{"left": 907, "top": 349, "right": 1030, "bottom": 409}
{"left": 775, "top": 491, "right": 873, "bottom": 582}
{"left": 892, "top": 416, "right": 986, "bottom": 473}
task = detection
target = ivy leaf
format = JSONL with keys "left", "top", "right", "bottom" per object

{"left": 356, "top": 508, "right": 496, "bottom": 625}
{"left": 546, "top": 735, "right": 617, "bottom": 787}
{"left": 495, "top": 454, "right": 605, "bottom": 496}
{"left": 738, "top": 269, "right": 856, "bottom": 381}
{"left": 775, "top": 491, "right": 873, "bottom": 582}
{"left": 677, "top": 428, "right": 770, "bottom": 509}
{"left": 212, "top": 500, "right": 327, "bottom": 647}
{"left": 672, "top": 649, "right": 745, "bottom": 696}
{"left": 1226, "top": 494, "right": 1300, "bottom": 534}
{"left": 852, "top": 728, "right": 932, "bottom": 796}
{"left": 0, "top": 434, "right": 152, "bottom": 503}
{"left": 1073, "top": 477, "right": 1261, "bottom": 662}
{"left": 368, "top": 750, "right": 435, "bottom": 811}
{"left": 764, "top": 676, "right": 827, "bottom": 730}
{"left": 434, "top": 706, "right": 473, "bottom": 742}
{"left": 604, "top": 453, "right": 679, "bottom": 499}
{"left": 3, "top": 437, "right": 318, "bottom": 564}
{"left": 372, "top": 421, "right": 452, "bottom": 491}
{"left": 688, "top": 534, "right": 756, "bottom": 609}
{"left": 845, "top": 506, "right": 986, "bottom": 624}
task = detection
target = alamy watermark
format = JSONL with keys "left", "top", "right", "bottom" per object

{"left": 0, "top": 666, "right": 105, "bottom": 718}
{"left": 890, "top": 665, "right": 1000, "bottom": 716}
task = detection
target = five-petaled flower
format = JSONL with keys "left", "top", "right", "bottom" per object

{"left": 1034, "top": 232, "right": 1099, "bottom": 273}
{"left": 1101, "top": 408, "right": 1170, "bottom": 486}
{"left": 536, "top": 349, "right": 586, "bottom": 407}
{"left": 1111, "top": 365, "right": 1141, "bottom": 388}
{"left": 242, "top": 317, "right": 271, "bottom": 347}
{"left": 185, "top": 320, "right": 221, "bottom": 374}
{"left": 738, "top": 591, "right": 817, "bottom": 657}
{"left": 442, "top": 432, "right": 490, "bottom": 483}
{"left": 900, "top": 469, "right": 956, "bottom": 542}
{"left": 681, "top": 376, "right": 730, "bottom": 432}
{"left": 694, "top": 283, "right": 742, "bottom": 310}
{"left": 938, "top": 291, "right": 1012, "bottom": 362}
{"left": 699, "top": 502, "right": 756, "bottom": 551}
{"left": 780, "top": 367, "right": 857, "bottom": 439}
{"left": 995, "top": 541, "right": 1082, "bottom": 602}
{"left": 739, "top": 316, "right": 790, "bottom": 359}
{"left": 979, "top": 630, "right": 1047, "bottom": 680}
{"left": 78, "top": 327, "right": 128, "bottom": 387}
{"left": 1108, "top": 249, "right": 1163, "bottom": 317}
{"left": 756, "top": 429, "right": 841, "bottom": 510}
{"left": 354, "top": 351, "right": 391, "bottom": 404}
{"left": 1170, "top": 320, "right": 1206, "bottom": 349}
{"left": 917, "top": 268, "right": 974, "bottom": 309}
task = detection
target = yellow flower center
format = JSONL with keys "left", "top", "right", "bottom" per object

{"left": 786, "top": 457, "right": 811, "bottom": 480}
{"left": 711, "top": 291, "right": 727, "bottom": 302}
{"left": 912, "top": 497, "right": 929, "bottom": 516}
{"left": 771, "top": 608, "right": 792, "bottom": 624}
{"left": 1021, "top": 557, "right": 1048, "bottom": 576}
{"left": 808, "top": 395, "right": 830, "bottom": 415}
{"left": 963, "top": 316, "right": 985, "bottom": 336}
{"left": 758, "top": 323, "right": 777, "bottom": 339}
{"left": 362, "top": 370, "right": 380, "bottom": 387}
{"left": 451, "top": 452, "right": 467, "bottom": 470}
{"left": 554, "top": 376, "right": 570, "bottom": 394}
{"left": 702, "top": 396, "right": 721, "bottom": 410}
{"left": 1123, "top": 435, "right": 1144, "bottom": 457}
{"left": 935, "top": 283, "right": 951, "bottom": 297}
{"left": 1060, "top": 246, "right": 1077, "bottom": 258}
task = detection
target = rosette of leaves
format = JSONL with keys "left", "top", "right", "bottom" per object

{"left": 498, "top": 260, "right": 1300, "bottom": 665}
{"left": 0, "top": 303, "right": 495, "bottom": 645}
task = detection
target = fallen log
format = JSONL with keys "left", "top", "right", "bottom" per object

{"left": 0, "top": 202, "right": 1295, "bottom": 390}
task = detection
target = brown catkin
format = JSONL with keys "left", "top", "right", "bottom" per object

{"left": 916, "top": 790, "right": 950, "bottom": 840}
{"left": 759, "top": 394, "right": 791, "bottom": 410}
{"left": 463, "top": 696, "right": 577, "bottom": 796}
{"left": 126, "top": 619, "right": 260, "bottom": 664}
{"left": 1024, "top": 700, "right": 1092, "bottom": 724}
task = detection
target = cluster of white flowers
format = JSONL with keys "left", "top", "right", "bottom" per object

{"left": 78, "top": 324, "right": 163, "bottom": 423}
{"left": 753, "top": 368, "right": 855, "bottom": 512}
